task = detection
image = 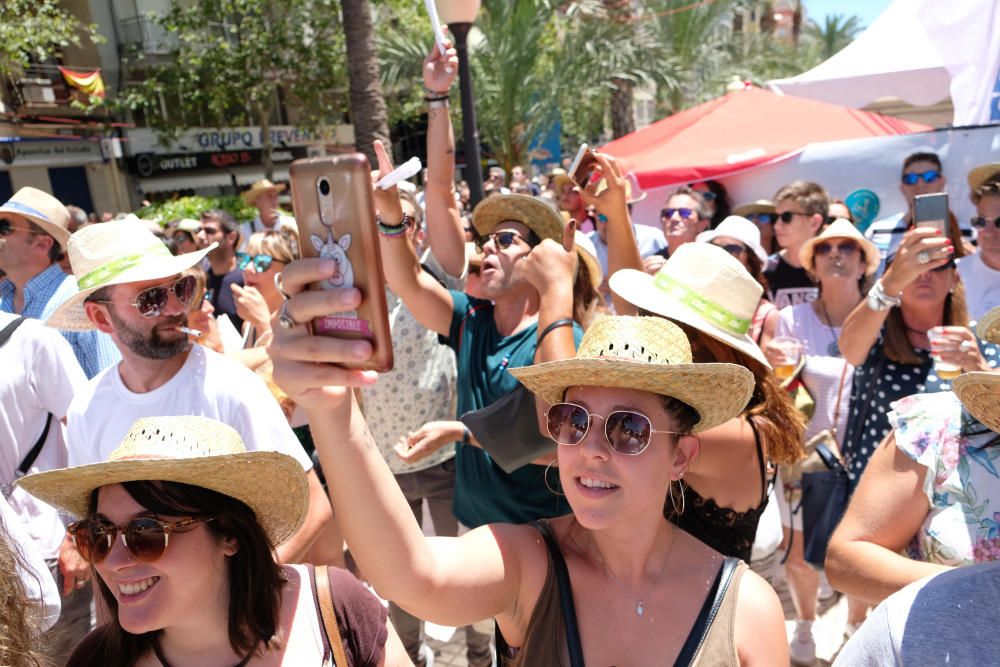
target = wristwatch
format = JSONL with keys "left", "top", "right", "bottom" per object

{"left": 866, "top": 279, "right": 902, "bottom": 312}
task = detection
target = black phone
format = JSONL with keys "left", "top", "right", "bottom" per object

{"left": 913, "top": 192, "right": 949, "bottom": 235}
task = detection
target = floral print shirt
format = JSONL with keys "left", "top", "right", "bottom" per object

{"left": 890, "top": 392, "right": 1000, "bottom": 565}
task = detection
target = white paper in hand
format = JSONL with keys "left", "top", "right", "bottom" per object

{"left": 425, "top": 0, "right": 447, "bottom": 56}
{"left": 376, "top": 156, "right": 423, "bottom": 191}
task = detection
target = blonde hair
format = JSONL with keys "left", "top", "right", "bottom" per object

{"left": 0, "top": 515, "right": 41, "bottom": 667}
{"left": 246, "top": 229, "right": 300, "bottom": 263}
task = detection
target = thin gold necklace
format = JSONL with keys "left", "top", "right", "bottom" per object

{"left": 590, "top": 526, "right": 677, "bottom": 617}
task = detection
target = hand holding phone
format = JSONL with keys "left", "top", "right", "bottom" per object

{"left": 569, "top": 144, "right": 599, "bottom": 190}
{"left": 913, "top": 192, "right": 949, "bottom": 236}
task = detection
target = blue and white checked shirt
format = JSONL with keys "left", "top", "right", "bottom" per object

{"left": 0, "top": 264, "right": 120, "bottom": 378}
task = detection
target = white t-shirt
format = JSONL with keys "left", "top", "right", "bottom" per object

{"left": 66, "top": 344, "right": 312, "bottom": 471}
{"left": 1, "top": 493, "right": 61, "bottom": 631}
{"left": 957, "top": 252, "right": 1000, "bottom": 323}
{"left": 0, "top": 312, "right": 87, "bottom": 559}
{"left": 238, "top": 214, "right": 298, "bottom": 252}
{"left": 588, "top": 224, "right": 667, "bottom": 276}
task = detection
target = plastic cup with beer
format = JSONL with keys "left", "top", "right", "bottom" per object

{"left": 770, "top": 336, "right": 804, "bottom": 381}
{"left": 927, "top": 326, "right": 965, "bottom": 380}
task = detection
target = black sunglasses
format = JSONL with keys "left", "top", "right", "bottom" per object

{"left": 0, "top": 217, "right": 40, "bottom": 237}
{"left": 814, "top": 241, "right": 860, "bottom": 256}
{"left": 971, "top": 216, "right": 1000, "bottom": 229}
{"left": 545, "top": 402, "right": 681, "bottom": 455}
{"left": 774, "top": 211, "right": 811, "bottom": 224}
{"left": 901, "top": 170, "right": 941, "bottom": 186}
{"left": 713, "top": 242, "right": 747, "bottom": 258}
{"left": 68, "top": 516, "right": 214, "bottom": 564}
{"left": 475, "top": 230, "right": 531, "bottom": 252}
{"left": 236, "top": 252, "right": 277, "bottom": 272}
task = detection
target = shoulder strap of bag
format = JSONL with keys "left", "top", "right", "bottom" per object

{"left": 674, "top": 557, "right": 740, "bottom": 667}
{"left": 0, "top": 316, "right": 26, "bottom": 347}
{"left": 532, "top": 521, "right": 585, "bottom": 667}
{"left": 829, "top": 361, "right": 850, "bottom": 441}
{"left": 18, "top": 412, "right": 52, "bottom": 477}
{"left": 314, "top": 565, "right": 350, "bottom": 667}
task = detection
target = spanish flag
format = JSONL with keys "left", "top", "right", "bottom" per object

{"left": 58, "top": 67, "right": 106, "bottom": 99}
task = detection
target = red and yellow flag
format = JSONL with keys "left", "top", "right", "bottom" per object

{"left": 58, "top": 67, "right": 106, "bottom": 99}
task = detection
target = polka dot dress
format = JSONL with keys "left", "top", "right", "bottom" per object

{"left": 842, "top": 336, "right": 999, "bottom": 484}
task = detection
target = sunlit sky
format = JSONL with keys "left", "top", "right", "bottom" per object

{"left": 804, "top": 0, "right": 893, "bottom": 29}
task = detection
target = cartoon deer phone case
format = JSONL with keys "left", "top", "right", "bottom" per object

{"left": 289, "top": 154, "right": 394, "bottom": 372}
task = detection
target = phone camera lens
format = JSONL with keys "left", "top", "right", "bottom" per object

{"left": 318, "top": 178, "right": 331, "bottom": 196}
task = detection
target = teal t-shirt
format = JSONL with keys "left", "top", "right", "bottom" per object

{"left": 445, "top": 290, "right": 580, "bottom": 527}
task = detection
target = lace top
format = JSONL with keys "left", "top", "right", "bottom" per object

{"left": 669, "top": 419, "right": 768, "bottom": 561}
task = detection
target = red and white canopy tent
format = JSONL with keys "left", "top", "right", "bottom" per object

{"left": 600, "top": 86, "right": 929, "bottom": 192}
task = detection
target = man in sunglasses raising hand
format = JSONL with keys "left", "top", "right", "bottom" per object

{"left": 47, "top": 220, "right": 333, "bottom": 567}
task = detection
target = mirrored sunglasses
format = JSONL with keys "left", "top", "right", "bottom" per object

{"left": 545, "top": 402, "right": 681, "bottom": 455}
{"left": 68, "top": 516, "right": 214, "bottom": 564}
{"left": 814, "top": 241, "right": 860, "bottom": 256}
{"left": 747, "top": 213, "right": 776, "bottom": 225}
{"left": 660, "top": 207, "right": 697, "bottom": 220}
{"left": 236, "top": 252, "right": 275, "bottom": 272}
{"left": 901, "top": 170, "right": 941, "bottom": 186}
{"left": 91, "top": 274, "right": 197, "bottom": 318}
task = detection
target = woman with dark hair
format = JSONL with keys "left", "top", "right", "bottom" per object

{"left": 17, "top": 416, "right": 408, "bottom": 667}
{"left": 837, "top": 225, "right": 997, "bottom": 485}
{"left": 828, "top": 307, "right": 1000, "bottom": 606}
{"left": 691, "top": 180, "right": 731, "bottom": 229}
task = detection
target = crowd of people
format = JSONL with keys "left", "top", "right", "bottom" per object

{"left": 3, "top": 39, "right": 1000, "bottom": 667}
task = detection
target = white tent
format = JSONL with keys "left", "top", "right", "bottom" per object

{"left": 768, "top": 0, "right": 1000, "bottom": 127}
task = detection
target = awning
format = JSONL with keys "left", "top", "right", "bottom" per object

{"left": 139, "top": 166, "right": 290, "bottom": 194}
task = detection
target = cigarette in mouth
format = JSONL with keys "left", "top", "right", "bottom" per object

{"left": 178, "top": 326, "right": 202, "bottom": 338}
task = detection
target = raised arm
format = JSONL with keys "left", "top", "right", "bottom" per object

{"left": 268, "top": 261, "right": 543, "bottom": 634}
{"left": 581, "top": 153, "right": 642, "bottom": 315}
{"left": 840, "top": 226, "right": 952, "bottom": 365}
{"left": 422, "top": 40, "right": 466, "bottom": 278}
{"left": 826, "top": 431, "right": 950, "bottom": 604}
{"left": 371, "top": 140, "right": 454, "bottom": 337}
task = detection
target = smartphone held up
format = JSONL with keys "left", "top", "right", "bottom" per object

{"left": 569, "top": 144, "right": 600, "bottom": 190}
{"left": 913, "top": 192, "right": 949, "bottom": 236}
{"left": 289, "top": 154, "right": 394, "bottom": 372}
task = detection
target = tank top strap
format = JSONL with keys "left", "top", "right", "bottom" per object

{"left": 689, "top": 560, "right": 748, "bottom": 666}
{"left": 746, "top": 416, "right": 767, "bottom": 506}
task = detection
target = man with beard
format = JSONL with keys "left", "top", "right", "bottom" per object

{"left": 50, "top": 220, "right": 332, "bottom": 564}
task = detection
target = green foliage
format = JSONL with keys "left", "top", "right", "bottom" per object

{"left": 136, "top": 195, "right": 258, "bottom": 224}
{"left": 0, "top": 0, "right": 102, "bottom": 79}
{"left": 805, "top": 14, "right": 864, "bottom": 62}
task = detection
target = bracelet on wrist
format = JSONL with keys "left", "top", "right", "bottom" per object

{"left": 538, "top": 318, "right": 575, "bottom": 346}
{"left": 423, "top": 85, "right": 449, "bottom": 97}
{"left": 426, "top": 98, "right": 450, "bottom": 110}
{"left": 424, "top": 94, "right": 450, "bottom": 103}
{"left": 376, "top": 213, "right": 413, "bottom": 238}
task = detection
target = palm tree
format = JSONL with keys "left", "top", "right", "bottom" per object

{"left": 341, "top": 0, "right": 391, "bottom": 165}
{"left": 805, "top": 14, "right": 864, "bottom": 61}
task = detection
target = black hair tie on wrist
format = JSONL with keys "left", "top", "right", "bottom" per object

{"left": 538, "top": 318, "right": 575, "bottom": 347}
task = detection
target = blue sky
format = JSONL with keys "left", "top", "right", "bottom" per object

{"left": 804, "top": 0, "right": 893, "bottom": 29}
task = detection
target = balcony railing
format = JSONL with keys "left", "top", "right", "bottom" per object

{"left": 119, "top": 15, "right": 179, "bottom": 55}
{"left": 5, "top": 64, "right": 93, "bottom": 112}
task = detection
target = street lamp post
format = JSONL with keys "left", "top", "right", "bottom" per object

{"left": 437, "top": 1, "right": 484, "bottom": 207}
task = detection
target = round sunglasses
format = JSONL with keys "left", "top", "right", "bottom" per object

{"left": 236, "top": 252, "right": 277, "bottom": 272}
{"left": 68, "top": 516, "right": 215, "bottom": 564}
{"left": 901, "top": 170, "right": 941, "bottom": 186}
{"left": 971, "top": 215, "right": 1000, "bottom": 229}
{"left": 90, "top": 275, "right": 197, "bottom": 318}
{"left": 545, "top": 402, "right": 681, "bottom": 455}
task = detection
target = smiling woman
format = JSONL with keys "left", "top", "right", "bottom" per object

{"left": 16, "top": 416, "right": 409, "bottom": 667}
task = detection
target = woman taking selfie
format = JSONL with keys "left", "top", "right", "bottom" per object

{"left": 268, "top": 279, "right": 787, "bottom": 665}
{"left": 18, "top": 416, "right": 408, "bottom": 666}
{"left": 608, "top": 242, "right": 804, "bottom": 561}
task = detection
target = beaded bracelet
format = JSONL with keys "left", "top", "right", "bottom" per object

{"left": 376, "top": 213, "right": 413, "bottom": 238}
{"left": 424, "top": 94, "right": 450, "bottom": 103}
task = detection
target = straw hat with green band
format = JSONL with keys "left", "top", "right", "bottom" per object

{"left": 0, "top": 187, "right": 71, "bottom": 248}
{"left": 472, "top": 193, "right": 565, "bottom": 243}
{"left": 510, "top": 316, "right": 755, "bottom": 432}
{"left": 17, "top": 416, "right": 307, "bottom": 547}
{"left": 47, "top": 219, "right": 216, "bottom": 331}
{"left": 608, "top": 242, "right": 770, "bottom": 368}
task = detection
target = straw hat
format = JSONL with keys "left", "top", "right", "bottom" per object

{"left": 799, "top": 218, "right": 879, "bottom": 276}
{"left": 17, "top": 416, "right": 308, "bottom": 547}
{"left": 732, "top": 199, "right": 775, "bottom": 218}
{"left": 696, "top": 215, "right": 768, "bottom": 262}
{"left": 242, "top": 179, "right": 286, "bottom": 206}
{"left": 472, "top": 194, "right": 564, "bottom": 243}
{"left": 968, "top": 163, "right": 1000, "bottom": 192}
{"left": 952, "top": 373, "right": 1000, "bottom": 435}
{"left": 609, "top": 243, "right": 769, "bottom": 368}
{"left": 574, "top": 231, "right": 603, "bottom": 289}
{"left": 510, "top": 316, "right": 754, "bottom": 432}
{"left": 976, "top": 305, "right": 1000, "bottom": 345}
{"left": 0, "top": 187, "right": 70, "bottom": 248}
{"left": 174, "top": 218, "right": 202, "bottom": 235}
{"left": 47, "top": 219, "right": 216, "bottom": 331}
{"left": 549, "top": 168, "right": 573, "bottom": 190}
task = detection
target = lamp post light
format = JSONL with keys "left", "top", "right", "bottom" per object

{"left": 437, "top": 0, "right": 484, "bottom": 207}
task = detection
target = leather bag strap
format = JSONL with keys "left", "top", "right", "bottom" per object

{"left": 315, "top": 565, "right": 350, "bottom": 667}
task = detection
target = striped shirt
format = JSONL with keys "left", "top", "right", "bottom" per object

{"left": 0, "top": 264, "right": 120, "bottom": 378}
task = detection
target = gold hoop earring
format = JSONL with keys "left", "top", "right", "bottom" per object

{"left": 544, "top": 459, "right": 564, "bottom": 497}
{"left": 668, "top": 479, "right": 686, "bottom": 516}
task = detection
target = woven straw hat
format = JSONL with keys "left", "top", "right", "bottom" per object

{"left": 732, "top": 199, "right": 775, "bottom": 218}
{"left": 952, "top": 373, "right": 1000, "bottom": 435}
{"left": 574, "top": 231, "right": 602, "bottom": 289}
{"left": 968, "top": 163, "right": 1000, "bottom": 192}
{"left": 242, "top": 178, "right": 286, "bottom": 206}
{"left": 0, "top": 187, "right": 70, "bottom": 248}
{"left": 17, "top": 416, "right": 307, "bottom": 547}
{"left": 47, "top": 219, "right": 215, "bottom": 331}
{"left": 472, "top": 194, "right": 564, "bottom": 243}
{"left": 549, "top": 168, "right": 573, "bottom": 190}
{"left": 609, "top": 243, "right": 769, "bottom": 368}
{"left": 510, "top": 316, "right": 754, "bottom": 432}
{"left": 975, "top": 306, "right": 1000, "bottom": 344}
{"left": 696, "top": 215, "right": 768, "bottom": 263}
{"left": 800, "top": 218, "right": 880, "bottom": 276}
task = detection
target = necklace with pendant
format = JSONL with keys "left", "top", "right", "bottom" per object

{"left": 592, "top": 526, "right": 676, "bottom": 617}
{"left": 818, "top": 298, "right": 841, "bottom": 357}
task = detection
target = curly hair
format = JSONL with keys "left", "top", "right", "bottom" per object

{"left": 0, "top": 513, "right": 42, "bottom": 667}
